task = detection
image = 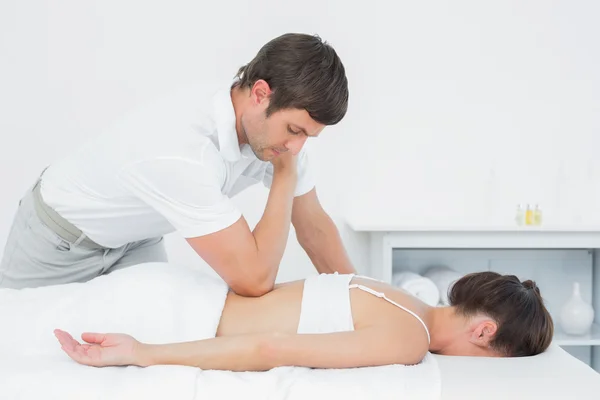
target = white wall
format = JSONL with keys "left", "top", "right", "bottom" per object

{"left": 1, "top": 1, "right": 599, "bottom": 281}
{"left": 349, "top": 1, "right": 600, "bottom": 229}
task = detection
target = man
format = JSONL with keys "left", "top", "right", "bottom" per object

{"left": 0, "top": 33, "right": 355, "bottom": 295}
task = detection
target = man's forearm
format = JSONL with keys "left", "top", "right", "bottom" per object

{"left": 251, "top": 169, "right": 297, "bottom": 286}
{"left": 297, "top": 213, "right": 356, "bottom": 275}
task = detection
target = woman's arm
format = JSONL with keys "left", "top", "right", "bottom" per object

{"left": 139, "top": 332, "right": 271, "bottom": 371}
{"left": 54, "top": 325, "right": 428, "bottom": 371}
{"left": 142, "top": 327, "right": 427, "bottom": 370}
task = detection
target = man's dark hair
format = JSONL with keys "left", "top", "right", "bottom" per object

{"left": 448, "top": 271, "right": 554, "bottom": 357}
{"left": 234, "top": 33, "right": 348, "bottom": 125}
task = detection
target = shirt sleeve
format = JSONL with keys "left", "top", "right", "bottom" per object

{"left": 117, "top": 148, "right": 242, "bottom": 239}
{"left": 262, "top": 146, "right": 315, "bottom": 197}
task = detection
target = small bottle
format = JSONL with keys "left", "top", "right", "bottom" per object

{"left": 525, "top": 204, "right": 534, "bottom": 225}
{"left": 515, "top": 204, "right": 524, "bottom": 226}
{"left": 533, "top": 204, "right": 542, "bottom": 226}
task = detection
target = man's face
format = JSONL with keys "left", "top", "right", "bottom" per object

{"left": 240, "top": 81, "right": 325, "bottom": 162}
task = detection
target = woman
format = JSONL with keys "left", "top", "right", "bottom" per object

{"left": 54, "top": 270, "right": 554, "bottom": 371}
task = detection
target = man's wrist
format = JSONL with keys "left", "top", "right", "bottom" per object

{"left": 273, "top": 165, "right": 298, "bottom": 179}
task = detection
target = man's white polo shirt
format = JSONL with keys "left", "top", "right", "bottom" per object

{"left": 40, "top": 83, "right": 315, "bottom": 249}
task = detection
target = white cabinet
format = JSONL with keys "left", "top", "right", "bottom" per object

{"left": 347, "top": 219, "right": 600, "bottom": 371}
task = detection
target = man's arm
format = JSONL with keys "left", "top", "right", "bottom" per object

{"left": 291, "top": 188, "right": 356, "bottom": 274}
{"left": 138, "top": 327, "right": 426, "bottom": 371}
{"left": 186, "top": 156, "right": 297, "bottom": 297}
{"left": 118, "top": 145, "right": 298, "bottom": 298}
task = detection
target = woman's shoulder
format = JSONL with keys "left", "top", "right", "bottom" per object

{"left": 349, "top": 277, "right": 431, "bottom": 344}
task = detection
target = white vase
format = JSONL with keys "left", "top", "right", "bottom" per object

{"left": 559, "top": 282, "right": 595, "bottom": 336}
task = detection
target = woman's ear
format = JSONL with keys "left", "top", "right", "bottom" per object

{"left": 469, "top": 318, "right": 498, "bottom": 348}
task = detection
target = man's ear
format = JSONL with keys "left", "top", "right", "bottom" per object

{"left": 469, "top": 318, "right": 498, "bottom": 348}
{"left": 250, "top": 79, "right": 272, "bottom": 105}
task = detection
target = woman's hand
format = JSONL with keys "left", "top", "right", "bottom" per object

{"left": 54, "top": 329, "right": 142, "bottom": 367}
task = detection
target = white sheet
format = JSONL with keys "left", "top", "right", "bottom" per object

{"left": 434, "top": 343, "right": 600, "bottom": 399}
{"left": 190, "top": 352, "right": 440, "bottom": 400}
{"left": 0, "top": 262, "right": 228, "bottom": 359}
{"left": 0, "top": 262, "right": 441, "bottom": 400}
{"left": 0, "top": 356, "right": 440, "bottom": 400}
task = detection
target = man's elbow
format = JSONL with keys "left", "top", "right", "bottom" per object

{"left": 231, "top": 283, "right": 273, "bottom": 297}
{"left": 228, "top": 273, "right": 275, "bottom": 297}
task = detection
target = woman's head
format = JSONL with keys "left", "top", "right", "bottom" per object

{"left": 444, "top": 271, "right": 554, "bottom": 357}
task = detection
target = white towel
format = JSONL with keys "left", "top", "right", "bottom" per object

{"left": 0, "top": 261, "right": 229, "bottom": 358}
{"left": 422, "top": 266, "right": 463, "bottom": 305}
{"left": 392, "top": 271, "right": 440, "bottom": 306}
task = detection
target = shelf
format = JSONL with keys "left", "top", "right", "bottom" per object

{"left": 553, "top": 323, "right": 600, "bottom": 346}
{"left": 346, "top": 217, "right": 600, "bottom": 233}
{"left": 349, "top": 225, "right": 600, "bottom": 233}
{"left": 348, "top": 222, "right": 600, "bottom": 249}
{"left": 346, "top": 213, "right": 600, "bottom": 233}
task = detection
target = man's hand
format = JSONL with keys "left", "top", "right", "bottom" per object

{"left": 270, "top": 151, "right": 298, "bottom": 177}
{"left": 54, "top": 328, "right": 142, "bottom": 367}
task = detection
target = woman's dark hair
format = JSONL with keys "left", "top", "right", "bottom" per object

{"left": 233, "top": 33, "right": 349, "bottom": 126}
{"left": 448, "top": 271, "right": 554, "bottom": 357}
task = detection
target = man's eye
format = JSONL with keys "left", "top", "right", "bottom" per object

{"left": 288, "top": 127, "right": 299, "bottom": 135}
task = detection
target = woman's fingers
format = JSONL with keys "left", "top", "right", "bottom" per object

{"left": 54, "top": 329, "right": 78, "bottom": 350}
{"left": 54, "top": 329, "right": 96, "bottom": 365}
{"left": 60, "top": 340, "right": 85, "bottom": 361}
{"left": 81, "top": 332, "right": 107, "bottom": 345}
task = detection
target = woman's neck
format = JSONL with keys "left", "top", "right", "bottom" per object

{"left": 426, "top": 306, "right": 462, "bottom": 353}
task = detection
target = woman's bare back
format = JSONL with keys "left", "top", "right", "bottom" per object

{"left": 216, "top": 275, "right": 431, "bottom": 345}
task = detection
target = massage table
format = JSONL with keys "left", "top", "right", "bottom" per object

{"left": 1, "top": 344, "right": 598, "bottom": 399}
{"left": 435, "top": 344, "right": 600, "bottom": 399}
{"left": 1, "top": 262, "right": 599, "bottom": 399}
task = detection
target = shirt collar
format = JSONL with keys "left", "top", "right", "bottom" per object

{"left": 212, "top": 83, "right": 243, "bottom": 162}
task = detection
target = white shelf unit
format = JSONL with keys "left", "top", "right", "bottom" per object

{"left": 347, "top": 219, "right": 600, "bottom": 369}
{"left": 554, "top": 324, "right": 600, "bottom": 347}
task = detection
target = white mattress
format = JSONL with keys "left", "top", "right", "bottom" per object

{"left": 434, "top": 343, "right": 600, "bottom": 399}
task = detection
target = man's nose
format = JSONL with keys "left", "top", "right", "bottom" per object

{"left": 285, "top": 135, "right": 308, "bottom": 155}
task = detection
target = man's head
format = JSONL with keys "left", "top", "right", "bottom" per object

{"left": 231, "top": 33, "right": 349, "bottom": 161}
